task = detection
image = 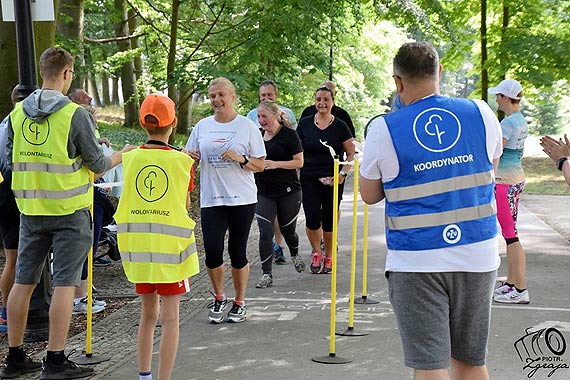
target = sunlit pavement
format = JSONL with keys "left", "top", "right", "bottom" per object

{"left": 94, "top": 185, "right": 570, "bottom": 380}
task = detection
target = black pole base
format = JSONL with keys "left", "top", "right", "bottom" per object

{"left": 336, "top": 327, "right": 369, "bottom": 337}
{"left": 354, "top": 295, "right": 379, "bottom": 305}
{"left": 312, "top": 353, "right": 353, "bottom": 364}
{"left": 71, "top": 353, "right": 111, "bottom": 365}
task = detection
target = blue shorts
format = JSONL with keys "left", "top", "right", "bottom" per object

{"left": 16, "top": 209, "right": 92, "bottom": 287}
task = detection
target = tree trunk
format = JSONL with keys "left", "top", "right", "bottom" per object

{"left": 101, "top": 72, "right": 111, "bottom": 106}
{"left": 0, "top": 0, "right": 60, "bottom": 116}
{"left": 480, "top": 0, "right": 488, "bottom": 102}
{"left": 88, "top": 72, "right": 102, "bottom": 106}
{"left": 112, "top": 76, "right": 120, "bottom": 105}
{"left": 167, "top": 0, "right": 181, "bottom": 143}
{"left": 177, "top": 82, "right": 192, "bottom": 137}
{"left": 57, "top": 0, "right": 85, "bottom": 90}
{"left": 128, "top": 8, "right": 142, "bottom": 82}
{"left": 113, "top": 0, "right": 138, "bottom": 127}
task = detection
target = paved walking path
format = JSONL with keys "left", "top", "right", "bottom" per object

{"left": 66, "top": 187, "right": 569, "bottom": 380}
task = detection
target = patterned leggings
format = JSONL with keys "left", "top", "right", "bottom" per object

{"left": 495, "top": 182, "right": 525, "bottom": 239}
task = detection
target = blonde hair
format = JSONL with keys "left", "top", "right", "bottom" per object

{"left": 257, "top": 100, "right": 293, "bottom": 129}
{"left": 209, "top": 77, "right": 236, "bottom": 95}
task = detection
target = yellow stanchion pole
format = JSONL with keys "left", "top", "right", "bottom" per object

{"left": 337, "top": 159, "right": 368, "bottom": 337}
{"left": 312, "top": 158, "right": 352, "bottom": 364}
{"left": 74, "top": 173, "right": 110, "bottom": 365}
{"left": 354, "top": 202, "right": 379, "bottom": 305}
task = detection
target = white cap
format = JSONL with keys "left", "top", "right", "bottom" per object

{"left": 488, "top": 79, "right": 523, "bottom": 99}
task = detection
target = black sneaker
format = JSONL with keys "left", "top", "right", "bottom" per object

{"left": 0, "top": 355, "right": 42, "bottom": 379}
{"left": 227, "top": 302, "right": 247, "bottom": 323}
{"left": 40, "top": 357, "right": 94, "bottom": 380}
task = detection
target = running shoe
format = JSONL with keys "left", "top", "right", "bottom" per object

{"left": 40, "top": 355, "right": 94, "bottom": 380}
{"left": 322, "top": 256, "right": 333, "bottom": 274}
{"left": 273, "top": 244, "right": 286, "bottom": 264}
{"left": 292, "top": 255, "right": 306, "bottom": 273}
{"left": 493, "top": 289, "right": 530, "bottom": 304}
{"left": 207, "top": 297, "right": 228, "bottom": 324}
{"left": 493, "top": 283, "right": 513, "bottom": 297}
{"left": 0, "top": 354, "right": 41, "bottom": 378}
{"left": 227, "top": 302, "right": 247, "bottom": 323}
{"left": 255, "top": 274, "right": 273, "bottom": 288}
{"left": 73, "top": 297, "right": 105, "bottom": 315}
{"left": 310, "top": 251, "right": 323, "bottom": 274}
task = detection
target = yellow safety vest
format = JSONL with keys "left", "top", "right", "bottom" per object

{"left": 10, "top": 102, "right": 92, "bottom": 216}
{"left": 115, "top": 148, "right": 199, "bottom": 283}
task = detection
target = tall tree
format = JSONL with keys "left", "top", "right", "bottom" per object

{"left": 0, "top": 0, "right": 61, "bottom": 117}
{"left": 112, "top": 0, "right": 138, "bottom": 127}
{"left": 56, "top": 0, "right": 85, "bottom": 89}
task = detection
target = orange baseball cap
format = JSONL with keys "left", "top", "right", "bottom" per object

{"left": 139, "top": 94, "right": 177, "bottom": 127}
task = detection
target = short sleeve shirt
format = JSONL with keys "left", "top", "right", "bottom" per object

{"left": 186, "top": 115, "right": 266, "bottom": 207}
{"left": 254, "top": 126, "right": 302, "bottom": 198}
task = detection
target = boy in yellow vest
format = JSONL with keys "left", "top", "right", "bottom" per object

{"left": 115, "top": 94, "right": 199, "bottom": 380}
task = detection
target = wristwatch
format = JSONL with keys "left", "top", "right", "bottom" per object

{"left": 339, "top": 170, "right": 348, "bottom": 178}
{"left": 557, "top": 157, "right": 569, "bottom": 171}
{"left": 240, "top": 155, "right": 250, "bottom": 168}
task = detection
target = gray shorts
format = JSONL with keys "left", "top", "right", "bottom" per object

{"left": 17, "top": 209, "right": 92, "bottom": 287}
{"left": 386, "top": 270, "right": 496, "bottom": 370}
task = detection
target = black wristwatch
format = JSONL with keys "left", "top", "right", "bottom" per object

{"left": 557, "top": 157, "right": 569, "bottom": 171}
{"left": 339, "top": 170, "right": 348, "bottom": 178}
{"left": 240, "top": 155, "right": 250, "bottom": 168}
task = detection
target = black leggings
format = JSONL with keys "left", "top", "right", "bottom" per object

{"left": 201, "top": 204, "right": 256, "bottom": 270}
{"left": 301, "top": 177, "right": 344, "bottom": 232}
{"left": 255, "top": 191, "right": 302, "bottom": 274}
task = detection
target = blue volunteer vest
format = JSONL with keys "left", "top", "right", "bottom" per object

{"left": 383, "top": 95, "right": 497, "bottom": 251}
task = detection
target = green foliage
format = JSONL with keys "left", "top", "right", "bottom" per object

{"left": 526, "top": 92, "right": 563, "bottom": 136}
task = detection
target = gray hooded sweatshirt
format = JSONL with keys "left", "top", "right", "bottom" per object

{"left": 6, "top": 89, "right": 111, "bottom": 174}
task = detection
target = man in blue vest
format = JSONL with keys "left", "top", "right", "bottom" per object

{"left": 360, "top": 41, "right": 503, "bottom": 380}
{"left": 1, "top": 47, "right": 133, "bottom": 380}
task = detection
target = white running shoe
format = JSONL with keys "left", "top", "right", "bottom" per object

{"left": 494, "top": 283, "right": 513, "bottom": 296}
{"left": 493, "top": 288, "right": 530, "bottom": 304}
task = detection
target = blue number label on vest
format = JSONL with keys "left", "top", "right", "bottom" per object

{"left": 413, "top": 108, "right": 461, "bottom": 153}
{"left": 443, "top": 224, "right": 461, "bottom": 244}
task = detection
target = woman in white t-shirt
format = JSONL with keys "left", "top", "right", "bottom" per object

{"left": 186, "top": 77, "right": 266, "bottom": 323}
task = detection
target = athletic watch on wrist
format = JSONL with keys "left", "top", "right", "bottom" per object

{"left": 339, "top": 170, "right": 348, "bottom": 178}
{"left": 557, "top": 157, "right": 569, "bottom": 171}
{"left": 240, "top": 155, "right": 250, "bottom": 168}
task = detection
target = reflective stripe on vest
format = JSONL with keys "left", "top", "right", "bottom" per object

{"left": 383, "top": 96, "right": 497, "bottom": 251}
{"left": 10, "top": 101, "right": 92, "bottom": 215}
{"left": 120, "top": 242, "right": 197, "bottom": 264}
{"left": 384, "top": 170, "right": 494, "bottom": 202}
{"left": 12, "top": 183, "right": 91, "bottom": 200}
{"left": 386, "top": 202, "right": 496, "bottom": 230}
{"left": 12, "top": 159, "right": 83, "bottom": 174}
{"left": 117, "top": 222, "right": 193, "bottom": 238}
{"left": 115, "top": 148, "right": 199, "bottom": 283}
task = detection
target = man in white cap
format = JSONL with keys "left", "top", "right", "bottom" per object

{"left": 488, "top": 79, "right": 530, "bottom": 304}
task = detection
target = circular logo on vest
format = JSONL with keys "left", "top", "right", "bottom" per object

{"left": 135, "top": 165, "right": 169, "bottom": 203}
{"left": 22, "top": 118, "right": 50, "bottom": 146}
{"left": 442, "top": 224, "right": 461, "bottom": 244}
{"left": 413, "top": 108, "right": 461, "bottom": 153}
